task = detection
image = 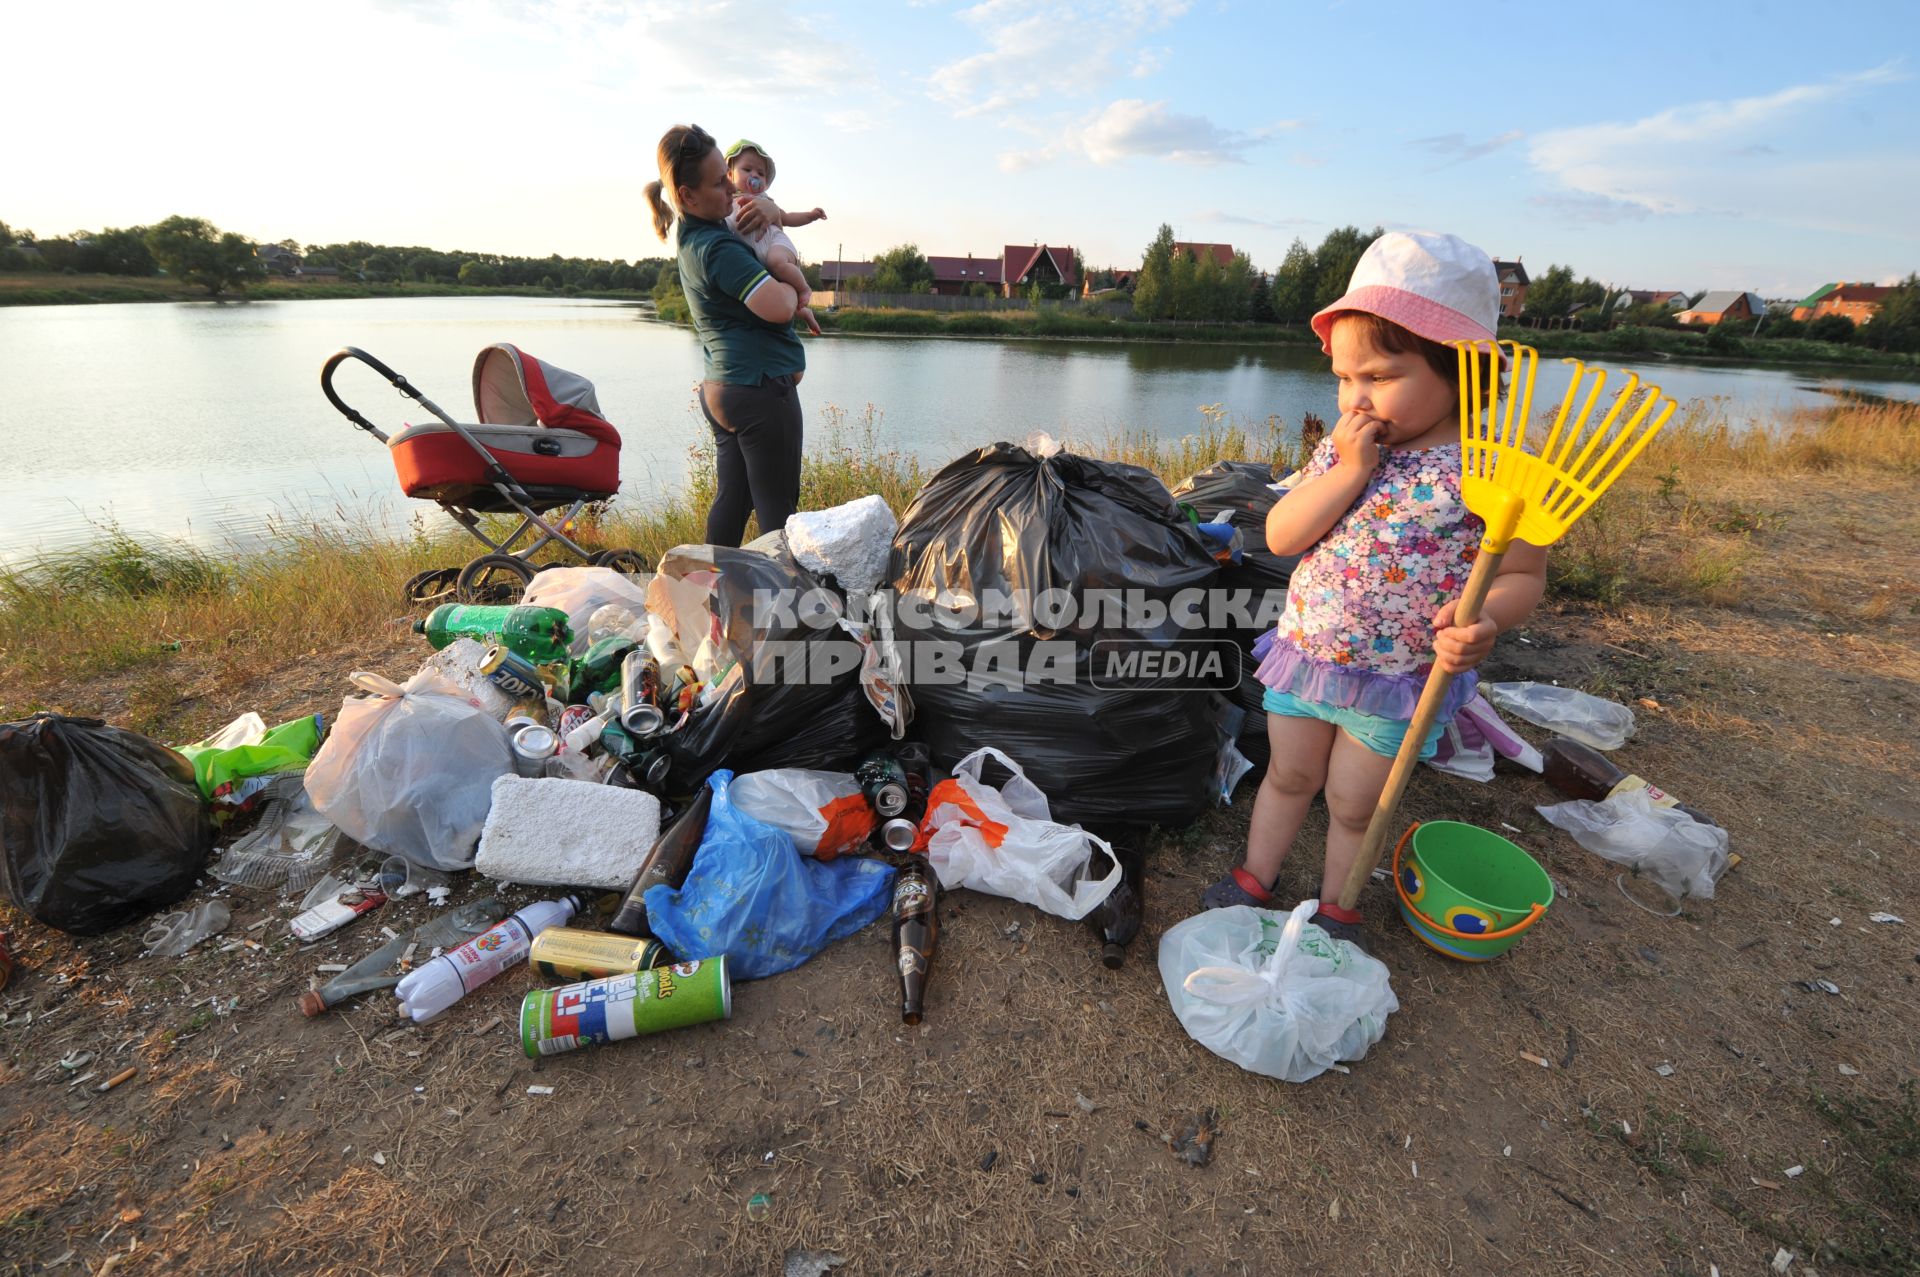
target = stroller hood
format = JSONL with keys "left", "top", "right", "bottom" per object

{"left": 471, "top": 344, "right": 618, "bottom": 447}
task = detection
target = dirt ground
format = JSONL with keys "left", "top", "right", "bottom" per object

{"left": 3, "top": 472, "right": 1917, "bottom": 1277}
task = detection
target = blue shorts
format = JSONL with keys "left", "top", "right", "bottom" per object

{"left": 1262, "top": 687, "right": 1446, "bottom": 761}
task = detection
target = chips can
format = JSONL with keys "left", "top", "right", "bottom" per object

{"left": 480, "top": 644, "right": 547, "bottom": 702}
{"left": 527, "top": 926, "right": 670, "bottom": 981}
{"left": 519, "top": 959, "right": 732, "bottom": 1057}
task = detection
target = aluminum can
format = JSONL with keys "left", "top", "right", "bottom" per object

{"left": 619, "top": 650, "right": 666, "bottom": 736}
{"left": 528, "top": 926, "right": 669, "bottom": 980}
{"left": 857, "top": 751, "right": 910, "bottom": 818}
{"left": 511, "top": 724, "right": 559, "bottom": 777}
{"left": 519, "top": 959, "right": 731, "bottom": 1057}
{"left": 480, "top": 644, "right": 547, "bottom": 702}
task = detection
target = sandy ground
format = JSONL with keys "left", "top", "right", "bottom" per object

{"left": 2, "top": 472, "right": 1917, "bottom": 1277}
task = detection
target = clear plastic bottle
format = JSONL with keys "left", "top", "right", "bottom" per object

{"left": 393, "top": 895, "right": 581, "bottom": 1023}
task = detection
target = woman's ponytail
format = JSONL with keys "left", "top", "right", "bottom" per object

{"left": 644, "top": 180, "right": 674, "bottom": 241}
{"left": 648, "top": 123, "right": 717, "bottom": 241}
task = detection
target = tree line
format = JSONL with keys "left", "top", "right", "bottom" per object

{"left": 1, "top": 215, "right": 670, "bottom": 298}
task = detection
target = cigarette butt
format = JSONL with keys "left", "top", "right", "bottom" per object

{"left": 97, "top": 1067, "right": 137, "bottom": 1093}
{"left": 400, "top": 943, "right": 417, "bottom": 966}
{"left": 316, "top": 964, "right": 348, "bottom": 974}
{"left": 247, "top": 919, "right": 269, "bottom": 931}
{"left": 1520, "top": 1052, "right": 1551, "bottom": 1069}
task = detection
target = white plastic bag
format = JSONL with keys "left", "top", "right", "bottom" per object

{"left": 1537, "top": 789, "right": 1730, "bottom": 902}
{"left": 1484, "top": 682, "right": 1635, "bottom": 750}
{"left": 921, "top": 747, "right": 1120, "bottom": 920}
{"left": 521, "top": 565, "right": 654, "bottom": 656}
{"left": 1158, "top": 900, "right": 1399, "bottom": 1083}
{"left": 729, "top": 768, "right": 874, "bottom": 860}
{"left": 306, "top": 670, "right": 514, "bottom": 871}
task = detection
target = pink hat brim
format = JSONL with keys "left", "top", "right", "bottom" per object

{"left": 1310, "top": 284, "right": 1500, "bottom": 356}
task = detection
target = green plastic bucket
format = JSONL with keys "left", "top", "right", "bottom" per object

{"left": 1394, "top": 821, "right": 1553, "bottom": 962}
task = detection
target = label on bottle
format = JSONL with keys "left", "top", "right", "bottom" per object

{"left": 444, "top": 916, "right": 535, "bottom": 994}
{"left": 1607, "top": 776, "right": 1679, "bottom": 809}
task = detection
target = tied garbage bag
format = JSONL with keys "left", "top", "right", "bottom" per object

{"left": 305, "top": 670, "right": 513, "bottom": 872}
{"left": 177, "top": 712, "right": 323, "bottom": 807}
{"left": 728, "top": 769, "right": 874, "bottom": 860}
{"left": 890, "top": 444, "right": 1223, "bottom": 829}
{"left": 0, "top": 713, "right": 213, "bottom": 936}
{"left": 1158, "top": 900, "right": 1398, "bottom": 1084}
{"left": 1485, "top": 682, "right": 1636, "bottom": 751}
{"left": 1538, "top": 789, "right": 1730, "bottom": 904}
{"left": 920, "top": 747, "right": 1121, "bottom": 921}
{"left": 521, "top": 565, "right": 654, "bottom": 657}
{"left": 644, "top": 770, "right": 896, "bottom": 980}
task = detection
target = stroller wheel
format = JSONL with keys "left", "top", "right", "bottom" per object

{"left": 589, "top": 548, "right": 651, "bottom": 574}
{"left": 456, "top": 554, "right": 537, "bottom": 604}
{"left": 402, "top": 567, "right": 461, "bottom": 606}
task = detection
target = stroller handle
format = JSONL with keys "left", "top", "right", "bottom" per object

{"left": 321, "top": 346, "right": 461, "bottom": 443}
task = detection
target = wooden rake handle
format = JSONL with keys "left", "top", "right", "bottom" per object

{"left": 1335, "top": 544, "right": 1506, "bottom": 911}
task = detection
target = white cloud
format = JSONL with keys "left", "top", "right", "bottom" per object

{"left": 1410, "top": 129, "right": 1524, "bottom": 169}
{"left": 1527, "top": 63, "right": 1908, "bottom": 219}
{"left": 930, "top": 0, "right": 1193, "bottom": 116}
{"left": 999, "top": 98, "right": 1262, "bottom": 169}
{"left": 1192, "top": 209, "right": 1316, "bottom": 230}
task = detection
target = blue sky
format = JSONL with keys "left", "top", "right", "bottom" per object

{"left": 5, "top": 0, "right": 1917, "bottom": 296}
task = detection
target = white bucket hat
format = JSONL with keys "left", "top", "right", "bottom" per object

{"left": 1310, "top": 231, "right": 1501, "bottom": 354}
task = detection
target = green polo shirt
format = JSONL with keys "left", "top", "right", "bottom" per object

{"left": 674, "top": 214, "right": 806, "bottom": 386}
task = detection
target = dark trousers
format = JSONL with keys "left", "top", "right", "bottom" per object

{"left": 700, "top": 374, "right": 803, "bottom": 548}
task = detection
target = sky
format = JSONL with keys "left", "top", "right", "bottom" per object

{"left": 4, "top": 0, "right": 1917, "bottom": 298}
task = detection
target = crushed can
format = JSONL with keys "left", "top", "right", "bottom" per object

{"left": 528, "top": 926, "right": 670, "bottom": 980}
{"left": 480, "top": 644, "right": 547, "bottom": 703}
{"left": 519, "top": 959, "right": 732, "bottom": 1057}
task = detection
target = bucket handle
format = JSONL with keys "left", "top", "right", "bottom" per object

{"left": 1391, "top": 822, "right": 1546, "bottom": 942}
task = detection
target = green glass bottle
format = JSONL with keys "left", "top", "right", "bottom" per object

{"left": 572, "top": 636, "right": 639, "bottom": 700}
{"left": 414, "top": 604, "right": 574, "bottom": 665}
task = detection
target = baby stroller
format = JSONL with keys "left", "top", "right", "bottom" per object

{"left": 321, "top": 343, "right": 647, "bottom": 603}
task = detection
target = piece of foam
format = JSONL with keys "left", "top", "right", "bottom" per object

{"left": 475, "top": 776, "right": 662, "bottom": 890}
{"left": 785, "top": 494, "right": 897, "bottom": 597}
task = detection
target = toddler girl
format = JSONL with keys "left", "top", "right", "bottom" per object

{"left": 724, "top": 139, "right": 827, "bottom": 335}
{"left": 1200, "top": 231, "right": 1547, "bottom": 949}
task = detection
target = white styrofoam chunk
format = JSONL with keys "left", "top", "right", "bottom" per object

{"left": 475, "top": 776, "right": 662, "bottom": 890}
{"left": 785, "top": 494, "right": 897, "bottom": 597}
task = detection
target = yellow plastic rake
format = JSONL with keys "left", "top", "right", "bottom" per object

{"left": 1336, "top": 340, "right": 1677, "bottom": 911}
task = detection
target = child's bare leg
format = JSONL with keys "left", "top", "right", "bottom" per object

{"left": 765, "top": 247, "right": 819, "bottom": 334}
{"left": 1241, "top": 714, "right": 1336, "bottom": 888}
{"left": 1318, "top": 729, "right": 1399, "bottom": 907}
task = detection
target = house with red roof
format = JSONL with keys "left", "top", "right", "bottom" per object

{"left": 1171, "top": 242, "right": 1235, "bottom": 268}
{"left": 1792, "top": 282, "right": 1892, "bottom": 324}
{"left": 928, "top": 253, "right": 1002, "bottom": 296}
{"left": 1000, "top": 244, "right": 1078, "bottom": 297}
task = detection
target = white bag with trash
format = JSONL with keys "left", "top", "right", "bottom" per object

{"left": 520, "top": 565, "right": 654, "bottom": 656}
{"left": 1538, "top": 789, "right": 1730, "bottom": 902}
{"left": 306, "top": 670, "right": 514, "bottom": 871}
{"left": 726, "top": 768, "right": 875, "bottom": 860}
{"left": 921, "top": 747, "right": 1120, "bottom": 920}
{"left": 1159, "top": 900, "right": 1398, "bottom": 1084}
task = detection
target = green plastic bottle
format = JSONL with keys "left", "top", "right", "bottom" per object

{"left": 414, "top": 604, "right": 574, "bottom": 665}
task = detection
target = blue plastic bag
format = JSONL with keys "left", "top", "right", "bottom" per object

{"left": 645, "top": 770, "right": 897, "bottom": 980}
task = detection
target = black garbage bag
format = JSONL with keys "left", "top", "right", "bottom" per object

{"left": 1171, "top": 459, "right": 1303, "bottom": 772}
{"left": 0, "top": 713, "right": 214, "bottom": 935}
{"left": 651, "top": 545, "right": 886, "bottom": 793}
{"left": 889, "top": 444, "right": 1223, "bottom": 831}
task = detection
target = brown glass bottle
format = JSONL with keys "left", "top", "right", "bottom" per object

{"left": 1540, "top": 738, "right": 1717, "bottom": 827}
{"left": 608, "top": 785, "right": 713, "bottom": 936}
{"left": 1087, "top": 847, "right": 1143, "bottom": 969}
{"left": 891, "top": 864, "right": 938, "bottom": 1025}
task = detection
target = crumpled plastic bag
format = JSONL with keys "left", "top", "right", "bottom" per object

{"left": 1158, "top": 900, "right": 1398, "bottom": 1084}
{"left": 644, "top": 770, "right": 896, "bottom": 980}
{"left": 1426, "top": 693, "right": 1546, "bottom": 782}
{"left": 305, "top": 669, "right": 513, "bottom": 871}
{"left": 177, "top": 711, "right": 323, "bottom": 807}
{"left": 1485, "top": 681, "right": 1636, "bottom": 751}
{"left": 521, "top": 565, "right": 654, "bottom": 656}
{"left": 143, "top": 901, "right": 232, "bottom": 957}
{"left": 1538, "top": 789, "right": 1730, "bottom": 902}
{"left": 0, "top": 713, "right": 213, "bottom": 936}
{"left": 728, "top": 769, "right": 874, "bottom": 860}
{"left": 920, "top": 747, "right": 1121, "bottom": 920}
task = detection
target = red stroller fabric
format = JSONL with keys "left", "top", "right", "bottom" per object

{"left": 389, "top": 344, "right": 621, "bottom": 506}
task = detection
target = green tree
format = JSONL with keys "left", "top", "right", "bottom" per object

{"left": 1806, "top": 313, "right": 1855, "bottom": 344}
{"left": 1859, "top": 275, "right": 1920, "bottom": 352}
{"left": 1269, "top": 238, "right": 1316, "bottom": 324}
{"left": 1310, "top": 226, "right": 1379, "bottom": 311}
{"left": 143, "top": 215, "right": 263, "bottom": 296}
{"left": 1132, "top": 224, "right": 1177, "bottom": 320}
{"left": 0, "top": 221, "right": 13, "bottom": 248}
{"left": 75, "top": 226, "right": 156, "bottom": 275}
{"left": 1522, "top": 264, "right": 1578, "bottom": 320}
{"left": 868, "top": 243, "right": 935, "bottom": 294}
{"left": 458, "top": 259, "right": 499, "bottom": 286}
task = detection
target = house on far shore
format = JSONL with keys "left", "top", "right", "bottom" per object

{"left": 1172, "top": 241, "right": 1235, "bottom": 267}
{"left": 928, "top": 253, "right": 1001, "bottom": 296}
{"left": 255, "top": 244, "right": 300, "bottom": 276}
{"left": 1611, "top": 288, "right": 1688, "bottom": 312}
{"left": 1676, "top": 290, "right": 1765, "bottom": 326}
{"left": 296, "top": 263, "right": 342, "bottom": 279}
{"left": 1493, "top": 259, "right": 1529, "bottom": 318}
{"left": 1081, "top": 267, "right": 1136, "bottom": 298}
{"left": 1792, "top": 282, "right": 1891, "bottom": 324}
{"left": 817, "top": 259, "right": 875, "bottom": 290}
{"left": 1001, "top": 244, "right": 1078, "bottom": 297}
